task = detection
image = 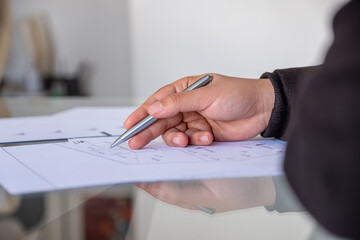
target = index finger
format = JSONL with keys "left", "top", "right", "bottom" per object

{"left": 123, "top": 74, "right": 206, "bottom": 129}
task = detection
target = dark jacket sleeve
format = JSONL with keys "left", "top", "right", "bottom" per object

{"left": 260, "top": 66, "right": 320, "bottom": 140}
{"left": 261, "top": 1, "right": 360, "bottom": 239}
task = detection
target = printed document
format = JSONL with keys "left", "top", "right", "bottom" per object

{"left": 0, "top": 137, "right": 286, "bottom": 195}
{"left": 0, "top": 107, "right": 135, "bottom": 145}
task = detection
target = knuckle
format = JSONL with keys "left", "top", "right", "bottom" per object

{"left": 166, "top": 93, "right": 182, "bottom": 113}
{"left": 141, "top": 127, "right": 158, "bottom": 144}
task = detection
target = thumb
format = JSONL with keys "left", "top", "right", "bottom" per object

{"left": 147, "top": 89, "right": 209, "bottom": 118}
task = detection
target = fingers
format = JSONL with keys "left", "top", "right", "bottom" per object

{"left": 184, "top": 115, "right": 213, "bottom": 145}
{"left": 126, "top": 111, "right": 214, "bottom": 149}
{"left": 128, "top": 118, "right": 214, "bottom": 149}
{"left": 162, "top": 115, "right": 214, "bottom": 147}
{"left": 128, "top": 114, "right": 182, "bottom": 149}
{"left": 123, "top": 106, "right": 148, "bottom": 130}
{"left": 123, "top": 74, "right": 215, "bottom": 149}
{"left": 123, "top": 84, "right": 177, "bottom": 129}
{"left": 185, "top": 129, "right": 213, "bottom": 146}
{"left": 134, "top": 182, "right": 200, "bottom": 210}
{"left": 161, "top": 123, "right": 189, "bottom": 147}
{"left": 148, "top": 89, "right": 211, "bottom": 119}
{"left": 134, "top": 181, "right": 218, "bottom": 212}
{"left": 162, "top": 128, "right": 213, "bottom": 147}
{"left": 124, "top": 74, "right": 208, "bottom": 129}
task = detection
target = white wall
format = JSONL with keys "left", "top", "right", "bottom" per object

{"left": 129, "top": 0, "right": 347, "bottom": 101}
{"left": 9, "top": 0, "right": 132, "bottom": 97}
{"left": 7, "top": 0, "right": 346, "bottom": 99}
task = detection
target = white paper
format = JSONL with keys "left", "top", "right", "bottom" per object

{"left": 0, "top": 107, "right": 136, "bottom": 145}
{"left": 0, "top": 137, "right": 286, "bottom": 195}
{"left": 52, "top": 106, "right": 136, "bottom": 121}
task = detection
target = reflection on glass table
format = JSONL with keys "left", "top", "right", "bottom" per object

{"left": 135, "top": 177, "right": 277, "bottom": 214}
{"left": 0, "top": 175, "right": 348, "bottom": 240}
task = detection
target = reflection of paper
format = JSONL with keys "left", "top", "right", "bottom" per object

{"left": 0, "top": 137, "right": 286, "bottom": 195}
{"left": 0, "top": 107, "right": 136, "bottom": 145}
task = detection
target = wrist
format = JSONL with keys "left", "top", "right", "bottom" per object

{"left": 257, "top": 78, "right": 275, "bottom": 132}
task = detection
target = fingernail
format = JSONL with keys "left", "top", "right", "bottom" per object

{"left": 173, "top": 136, "right": 181, "bottom": 145}
{"left": 200, "top": 135, "right": 209, "bottom": 143}
{"left": 149, "top": 102, "right": 162, "bottom": 114}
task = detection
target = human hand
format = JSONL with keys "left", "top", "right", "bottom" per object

{"left": 124, "top": 73, "right": 274, "bottom": 149}
{"left": 135, "top": 177, "right": 276, "bottom": 213}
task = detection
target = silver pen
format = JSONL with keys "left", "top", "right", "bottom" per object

{"left": 110, "top": 74, "right": 213, "bottom": 148}
{"left": 194, "top": 205, "right": 216, "bottom": 215}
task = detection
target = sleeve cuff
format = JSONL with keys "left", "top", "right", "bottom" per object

{"left": 260, "top": 71, "right": 288, "bottom": 139}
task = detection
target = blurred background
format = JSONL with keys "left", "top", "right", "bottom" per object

{"left": 1, "top": 0, "right": 346, "bottom": 101}
{"left": 0, "top": 1, "right": 350, "bottom": 239}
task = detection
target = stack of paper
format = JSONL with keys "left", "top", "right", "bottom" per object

{"left": 0, "top": 107, "right": 286, "bottom": 195}
{"left": 0, "top": 107, "right": 136, "bottom": 145}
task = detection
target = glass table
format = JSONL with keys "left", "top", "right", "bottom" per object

{"left": 0, "top": 97, "right": 343, "bottom": 240}
{"left": 1, "top": 175, "right": 319, "bottom": 240}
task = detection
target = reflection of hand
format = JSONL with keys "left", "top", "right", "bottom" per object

{"left": 135, "top": 177, "right": 276, "bottom": 213}
{"left": 124, "top": 73, "right": 275, "bottom": 149}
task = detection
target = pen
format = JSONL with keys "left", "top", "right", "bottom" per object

{"left": 110, "top": 74, "right": 213, "bottom": 148}
{"left": 194, "top": 205, "right": 216, "bottom": 215}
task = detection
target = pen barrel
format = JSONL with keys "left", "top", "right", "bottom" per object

{"left": 184, "top": 74, "right": 212, "bottom": 91}
{"left": 120, "top": 115, "right": 157, "bottom": 141}
{"left": 131, "top": 115, "right": 158, "bottom": 134}
{"left": 110, "top": 74, "right": 213, "bottom": 147}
